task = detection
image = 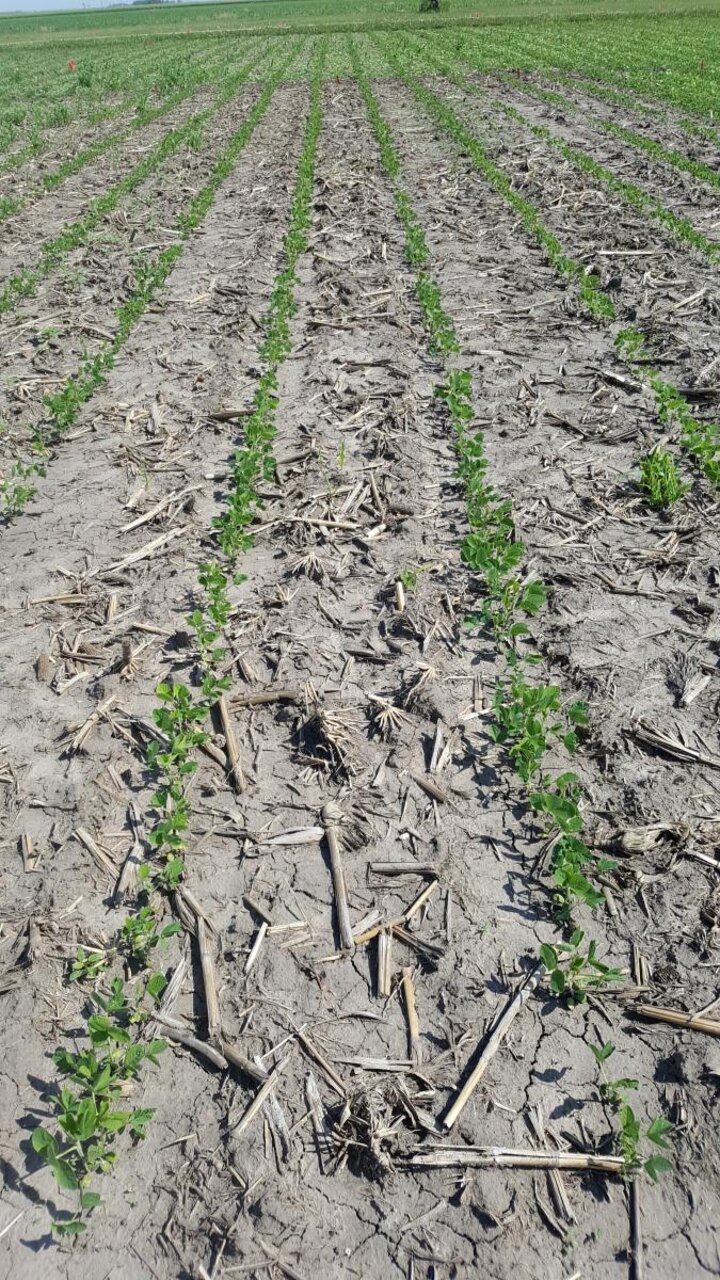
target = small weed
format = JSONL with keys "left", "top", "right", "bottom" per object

{"left": 120, "top": 907, "right": 181, "bottom": 967}
{"left": 0, "top": 458, "right": 46, "bottom": 519}
{"left": 68, "top": 947, "right": 109, "bottom": 984}
{"left": 637, "top": 447, "right": 687, "bottom": 509}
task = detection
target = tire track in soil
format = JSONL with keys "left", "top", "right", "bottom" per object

{"left": 0, "top": 77, "right": 281, "bottom": 465}
{"left": 0, "top": 81, "right": 312, "bottom": 1280}
{"left": 411, "top": 76, "right": 720, "bottom": 394}
{"left": 374, "top": 74, "right": 720, "bottom": 1277}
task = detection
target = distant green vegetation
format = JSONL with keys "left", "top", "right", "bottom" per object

{"left": 1, "top": 0, "right": 719, "bottom": 42}
{"left": 0, "top": 0, "right": 718, "bottom": 129}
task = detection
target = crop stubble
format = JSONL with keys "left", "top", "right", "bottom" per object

{"left": 0, "top": 35, "right": 719, "bottom": 1280}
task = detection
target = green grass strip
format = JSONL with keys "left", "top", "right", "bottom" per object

{"left": 0, "top": 41, "right": 275, "bottom": 318}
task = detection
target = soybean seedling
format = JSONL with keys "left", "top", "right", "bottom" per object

{"left": 531, "top": 773, "right": 617, "bottom": 918}
{"left": 590, "top": 1041, "right": 674, "bottom": 1181}
{"left": 120, "top": 906, "right": 181, "bottom": 967}
{"left": 539, "top": 930, "right": 623, "bottom": 1005}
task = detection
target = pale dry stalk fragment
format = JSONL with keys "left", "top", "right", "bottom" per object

{"left": 377, "top": 928, "right": 392, "bottom": 998}
{"left": 631, "top": 1003, "right": 720, "bottom": 1037}
{"left": 256, "top": 1236, "right": 306, "bottom": 1280}
{"left": 305, "top": 1072, "right": 331, "bottom": 1171}
{"left": 196, "top": 915, "right": 222, "bottom": 1047}
{"left": 529, "top": 1106, "right": 574, "bottom": 1225}
{"left": 405, "top": 1146, "right": 625, "bottom": 1173}
{"left": 296, "top": 1030, "right": 347, "bottom": 1098}
{"left": 20, "top": 833, "right": 38, "bottom": 872}
{"left": 401, "top": 966, "right": 422, "bottom": 1065}
{"left": 444, "top": 968, "right": 541, "bottom": 1130}
{"left": 220, "top": 1039, "right": 267, "bottom": 1085}
{"left": 114, "top": 800, "right": 144, "bottom": 902}
{"left": 322, "top": 802, "right": 355, "bottom": 955}
{"left": 174, "top": 884, "right": 217, "bottom": 936}
{"left": 245, "top": 921, "right": 268, "bottom": 975}
{"left": 411, "top": 771, "right": 453, "bottom": 805}
{"left": 231, "top": 1058, "right": 287, "bottom": 1137}
{"left": 73, "top": 826, "right": 118, "bottom": 880}
{"left": 69, "top": 692, "right": 117, "bottom": 753}
{"left": 155, "top": 1013, "right": 228, "bottom": 1070}
{"left": 632, "top": 719, "right": 720, "bottom": 771}
{"left": 88, "top": 527, "right": 185, "bottom": 578}
{"left": 215, "top": 695, "right": 245, "bottom": 793}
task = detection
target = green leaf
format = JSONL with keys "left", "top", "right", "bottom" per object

{"left": 519, "top": 580, "right": 546, "bottom": 615}
{"left": 31, "top": 1127, "right": 58, "bottom": 1158}
{"left": 590, "top": 1041, "right": 615, "bottom": 1064}
{"left": 646, "top": 1116, "right": 673, "bottom": 1148}
{"left": 539, "top": 943, "right": 557, "bottom": 969}
{"left": 49, "top": 1156, "right": 79, "bottom": 1191}
{"left": 146, "top": 1039, "right": 167, "bottom": 1066}
{"left": 644, "top": 1155, "right": 673, "bottom": 1182}
{"left": 98, "top": 1109, "right": 131, "bottom": 1133}
{"left": 52, "top": 1219, "right": 86, "bottom": 1237}
{"left": 145, "top": 973, "right": 167, "bottom": 1002}
{"left": 80, "top": 1191, "right": 102, "bottom": 1210}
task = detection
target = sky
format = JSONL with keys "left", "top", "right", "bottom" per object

{"left": 0, "top": 0, "right": 179, "bottom": 12}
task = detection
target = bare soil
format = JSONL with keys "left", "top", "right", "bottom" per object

{"left": 1, "top": 75, "right": 719, "bottom": 1280}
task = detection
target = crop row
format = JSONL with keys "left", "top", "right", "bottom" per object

{"left": 373, "top": 34, "right": 720, "bottom": 509}
{"left": 29, "top": 40, "right": 326, "bottom": 1238}
{"left": 348, "top": 40, "right": 674, "bottom": 1174}
{"left": 402, "top": 34, "right": 720, "bottom": 264}
{"left": 0, "top": 39, "right": 259, "bottom": 208}
{"left": 0, "top": 42, "right": 309, "bottom": 521}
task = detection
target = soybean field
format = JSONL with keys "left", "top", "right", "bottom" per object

{"left": 1, "top": 3, "right": 719, "bottom": 1278}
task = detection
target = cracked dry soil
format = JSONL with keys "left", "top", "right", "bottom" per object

{"left": 1, "top": 75, "right": 720, "bottom": 1280}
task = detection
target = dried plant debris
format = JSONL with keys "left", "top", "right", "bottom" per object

{"left": 2, "top": 33, "right": 720, "bottom": 1280}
